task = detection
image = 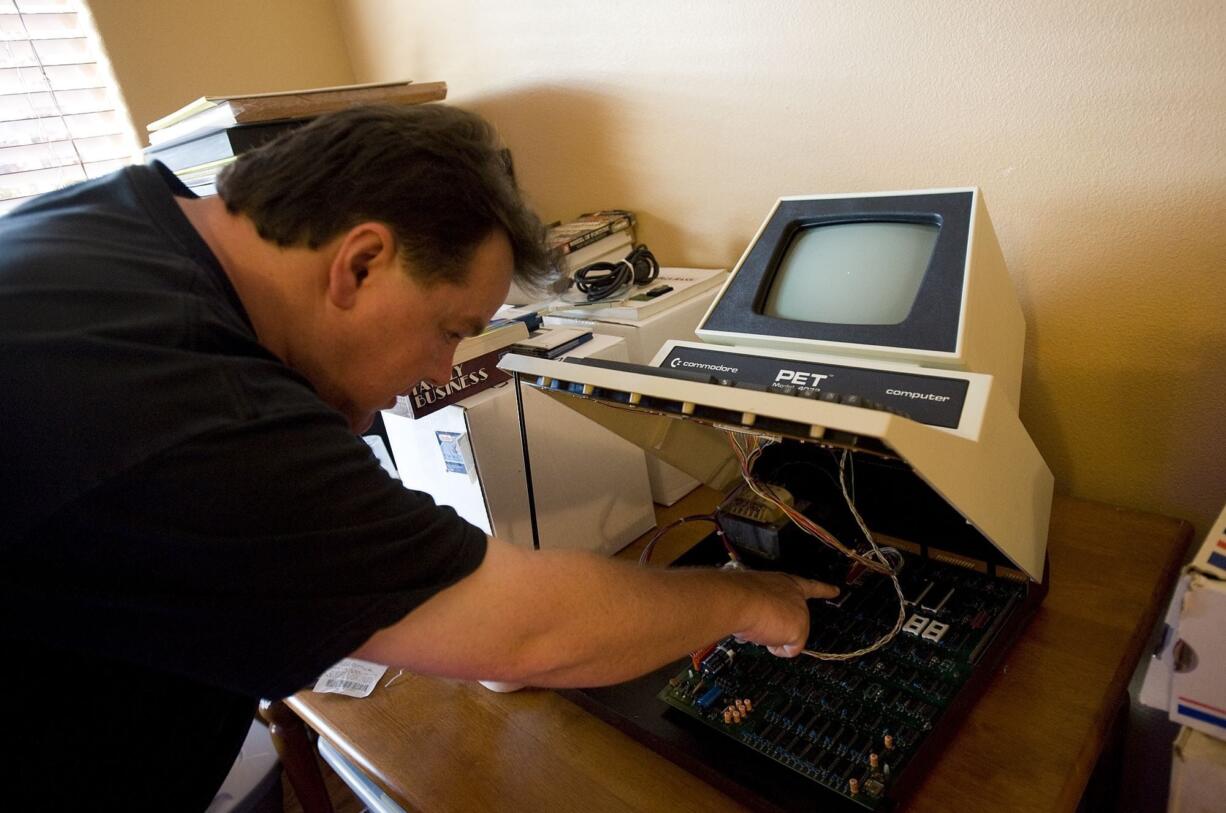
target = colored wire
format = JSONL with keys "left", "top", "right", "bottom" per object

{"left": 799, "top": 449, "right": 905, "bottom": 662}
{"left": 723, "top": 432, "right": 891, "bottom": 575}
{"left": 722, "top": 431, "right": 905, "bottom": 661}
{"left": 638, "top": 514, "right": 739, "bottom": 566}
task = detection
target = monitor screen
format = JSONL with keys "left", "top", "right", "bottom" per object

{"left": 695, "top": 188, "right": 1028, "bottom": 405}
{"left": 699, "top": 190, "right": 974, "bottom": 355}
{"left": 762, "top": 221, "right": 939, "bottom": 325}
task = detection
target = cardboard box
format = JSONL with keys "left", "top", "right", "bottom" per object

{"left": 1141, "top": 501, "right": 1226, "bottom": 740}
{"left": 1169, "top": 727, "right": 1226, "bottom": 813}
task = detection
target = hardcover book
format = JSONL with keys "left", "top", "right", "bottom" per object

{"left": 144, "top": 120, "right": 306, "bottom": 171}
{"left": 389, "top": 320, "right": 530, "bottom": 418}
{"left": 453, "top": 320, "right": 530, "bottom": 365}
{"left": 510, "top": 327, "right": 594, "bottom": 358}
{"left": 146, "top": 79, "right": 447, "bottom": 145}
{"left": 559, "top": 230, "right": 634, "bottom": 274}
{"left": 548, "top": 210, "right": 636, "bottom": 255}
{"left": 395, "top": 348, "right": 514, "bottom": 419}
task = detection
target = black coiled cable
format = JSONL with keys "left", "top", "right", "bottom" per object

{"left": 573, "top": 244, "right": 660, "bottom": 302}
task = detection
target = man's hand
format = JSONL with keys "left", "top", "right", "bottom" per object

{"left": 729, "top": 570, "right": 840, "bottom": 658}
{"left": 355, "top": 538, "right": 842, "bottom": 687}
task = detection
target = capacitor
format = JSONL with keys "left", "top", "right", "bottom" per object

{"left": 869, "top": 753, "right": 879, "bottom": 770}
{"left": 723, "top": 709, "right": 733, "bottom": 724}
{"left": 884, "top": 733, "right": 895, "bottom": 751}
{"left": 695, "top": 684, "right": 723, "bottom": 710}
{"left": 690, "top": 642, "right": 718, "bottom": 671}
{"left": 699, "top": 641, "right": 736, "bottom": 677}
{"left": 848, "top": 777, "right": 860, "bottom": 795}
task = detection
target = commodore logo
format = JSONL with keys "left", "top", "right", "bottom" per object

{"left": 775, "top": 369, "right": 830, "bottom": 387}
{"left": 669, "top": 357, "right": 740, "bottom": 374}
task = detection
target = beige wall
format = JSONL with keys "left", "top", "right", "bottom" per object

{"left": 89, "top": 0, "right": 355, "bottom": 142}
{"left": 89, "top": 0, "right": 1226, "bottom": 538}
{"left": 333, "top": 0, "right": 1225, "bottom": 535}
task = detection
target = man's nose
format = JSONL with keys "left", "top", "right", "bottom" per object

{"left": 425, "top": 353, "right": 456, "bottom": 387}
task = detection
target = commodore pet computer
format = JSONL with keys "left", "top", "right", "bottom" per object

{"left": 501, "top": 188, "right": 1052, "bottom": 811}
{"left": 698, "top": 188, "right": 1027, "bottom": 406}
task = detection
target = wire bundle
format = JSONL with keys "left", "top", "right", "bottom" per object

{"left": 724, "top": 433, "right": 889, "bottom": 575}
{"left": 723, "top": 431, "right": 906, "bottom": 662}
{"left": 630, "top": 430, "right": 907, "bottom": 662}
{"left": 573, "top": 244, "right": 660, "bottom": 302}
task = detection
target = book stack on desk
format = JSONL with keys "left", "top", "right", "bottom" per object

{"left": 550, "top": 209, "right": 636, "bottom": 270}
{"left": 143, "top": 79, "right": 448, "bottom": 196}
{"left": 506, "top": 209, "right": 637, "bottom": 305}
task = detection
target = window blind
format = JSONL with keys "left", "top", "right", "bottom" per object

{"left": 0, "top": 0, "right": 138, "bottom": 215}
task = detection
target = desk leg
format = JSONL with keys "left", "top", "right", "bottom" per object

{"left": 260, "top": 698, "right": 335, "bottom": 813}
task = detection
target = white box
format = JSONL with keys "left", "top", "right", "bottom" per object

{"left": 543, "top": 273, "right": 725, "bottom": 362}
{"left": 1141, "top": 501, "right": 1226, "bottom": 740}
{"left": 382, "top": 334, "right": 655, "bottom": 555}
{"left": 544, "top": 285, "right": 724, "bottom": 505}
{"left": 1170, "top": 727, "right": 1226, "bottom": 813}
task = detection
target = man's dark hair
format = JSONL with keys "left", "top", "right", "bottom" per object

{"left": 216, "top": 104, "right": 555, "bottom": 288}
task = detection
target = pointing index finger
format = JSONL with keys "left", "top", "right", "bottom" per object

{"left": 796, "top": 577, "right": 840, "bottom": 600}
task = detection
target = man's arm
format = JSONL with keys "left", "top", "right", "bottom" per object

{"left": 351, "top": 536, "right": 837, "bottom": 687}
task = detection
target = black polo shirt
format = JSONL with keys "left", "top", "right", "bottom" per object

{"left": 0, "top": 164, "right": 487, "bottom": 809}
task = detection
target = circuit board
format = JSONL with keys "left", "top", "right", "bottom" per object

{"left": 658, "top": 550, "right": 1027, "bottom": 809}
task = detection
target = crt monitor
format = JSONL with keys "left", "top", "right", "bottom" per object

{"left": 696, "top": 188, "right": 1027, "bottom": 404}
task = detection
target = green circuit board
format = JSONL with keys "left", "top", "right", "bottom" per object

{"left": 659, "top": 551, "right": 1024, "bottom": 809}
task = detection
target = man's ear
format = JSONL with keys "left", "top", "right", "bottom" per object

{"left": 326, "top": 222, "right": 397, "bottom": 310}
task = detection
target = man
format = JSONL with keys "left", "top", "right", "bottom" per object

{"left": 0, "top": 104, "right": 834, "bottom": 808}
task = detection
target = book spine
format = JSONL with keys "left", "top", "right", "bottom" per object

{"left": 552, "top": 212, "right": 635, "bottom": 255}
{"left": 401, "top": 348, "right": 512, "bottom": 418}
{"left": 144, "top": 130, "right": 232, "bottom": 171}
{"left": 147, "top": 80, "right": 444, "bottom": 132}
{"left": 226, "top": 81, "right": 448, "bottom": 125}
{"left": 561, "top": 231, "right": 634, "bottom": 274}
{"left": 144, "top": 120, "right": 306, "bottom": 171}
{"left": 454, "top": 320, "right": 530, "bottom": 364}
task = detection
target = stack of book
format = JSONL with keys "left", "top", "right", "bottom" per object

{"left": 506, "top": 209, "right": 637, "bottom": 305}
{"left": 143, "top": 79, "right": 448, "bottom": 196}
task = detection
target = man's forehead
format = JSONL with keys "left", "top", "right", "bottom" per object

{"left": 429, "top": 285, "right": 496, "bottom": 335}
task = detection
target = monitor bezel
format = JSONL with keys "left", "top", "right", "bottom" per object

{"left": 702, "top": 190, "right": 974, "bottom": 353}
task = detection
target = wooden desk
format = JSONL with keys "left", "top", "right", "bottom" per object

{"left": 274, "top": 493, "right": 1191, "bottom": 812}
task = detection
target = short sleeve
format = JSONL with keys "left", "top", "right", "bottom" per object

{"left": 15, "top": 409, "right": 488, "bottom": 698}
